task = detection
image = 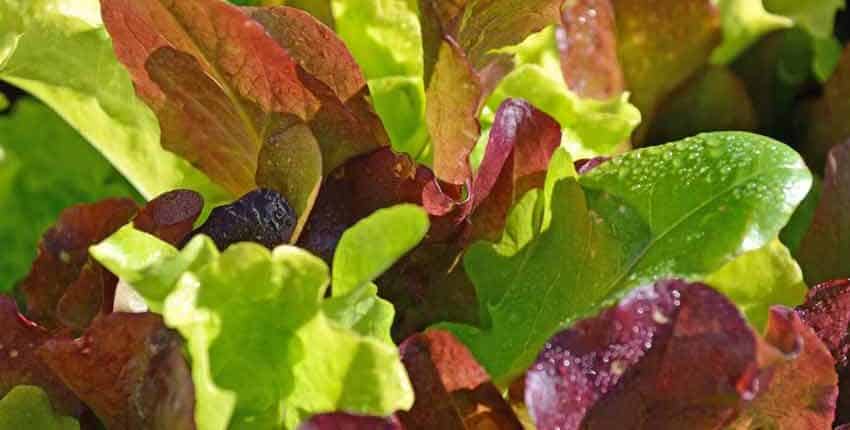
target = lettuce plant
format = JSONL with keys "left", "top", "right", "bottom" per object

{"left": 1, "top": 0, "right": 850, "bottom": 429}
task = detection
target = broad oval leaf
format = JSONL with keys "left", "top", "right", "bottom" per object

{"left": 446, "top": 132, "right": 812, "bottom": 383}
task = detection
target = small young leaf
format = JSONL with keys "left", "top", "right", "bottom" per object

{"left": 332, "top": 205, "right": 429, "bottom": 296}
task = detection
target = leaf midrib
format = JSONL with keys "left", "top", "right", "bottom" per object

{"left": 155, "top": 0, "right": 264, "bottom": 150}
{"left": 592, "top": 160, "right": 801, "bottom": 297}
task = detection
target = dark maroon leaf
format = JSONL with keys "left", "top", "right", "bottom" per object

{"left": 379, "top": 243, "right": 480, "bottom": 340}
{"left": 133, "top": 189, "right": 204, "bottom": 246}
{"left": 39, "top": 312, "right": 195, "bottom": 430}
{"left": 398, "top": 330, "right": 522, "bottom": 430}
{"left": 797, "top": 279, "right": 850, "bottom": 425}
{"left": 298, "top": 413, "right": 401, "bottom": 430}
{"left": 20, "top": 198, "right": 139, "bottom": 330}
{"left": 797, "top": 141, "right": 850, "bottom": 285}
{"left": 298, "top": 148, "right": 465, "bottom": 262}
{"left": 0, "top": 296, "right": 83, "bottom": 417}
{"left": 558, "top": 0, "right": 624, "bottom": 100}
{"left": 190, "top": 188, "right": 296, "bottom": 250}
{"left": 54, "top": 261, "right": 117, "bottom": 332}
{"left": 525, "top": 280, "right": 760, "bottom": 430}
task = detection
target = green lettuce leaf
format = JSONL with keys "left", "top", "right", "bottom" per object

{"left": 0, "top": 386, "right": 79, "bottom": 430}
{"left": 325, "top": 204, "right": 428, "bottom": 344}
{"left": 92, "top": 207, "right": 427, "bottom": 428}
{"left": 332, "top": 204, "right": 429, "bottom": 296}
{"left": 0, "top": 99, "right": 139, "bottom": 290}
{"left": 445, "top": 132, "right": 812, "bottom": 384}
{"left": 0, "top": 0, "right": 229, "bottom": 204}
{"left": 331, "top": 0, "right": 430, "bottom": 160}
{"left": 705, "top": 238, "right": 807, "bottom": 330}
{"left": 711, "top": 0, "right": 793, "bottom": 64}
{"left": 486, "top": 27, "right": 641, "bottom": 157}
{"left": 712, "top": 0, "right": 844, "bottom": 81}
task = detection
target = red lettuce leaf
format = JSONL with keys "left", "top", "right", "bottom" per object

{"left": 102, "top": 0, "right": 385, "bottom": 222}
{"left": 298, "top": 413, "right": 401, "bottom": 430}
{"left": 133, "top": 189, "right": 203, "bottom": 246}
{"left": 398, "top": 330, "right": 522, "bottom": 429}
{"left": 469, "top": 99, "right": 561, "bottom": 242}
{"left": 558, "top": 0, "right": 624, "bottom": 99}
{"left": 246, "top": 7, "right": 390, "bottom": 172}
{"left": 426, "top": 37, "right": 483, "bottom": 186}
{"left": 526, "top": 279, "right": 838, "bottom": 429}
{"left": 420, "top": 0, "right": 563, "bottom": 185}
{"left": 0, "top": 296, "right": 83, "bottom": 418}
{"left": 728, "top": 307, "right": 837, "bottom": 429}
{"left": 797, "top": 141, "right": 850, "bottom": 285}
{"left": 20, "top": 198, "right": 139, "bottom": 331}
{"left": 101, "top": 0, "right": 316, "bottom": 194}
{"left": 797, "top": 279, "right": 850, "bottom": 425}
{"left": 39, "top": 312, "right": 195, "bottom": 430}
{"left": 296, "top": 147, "right": 474, "bottom": 338}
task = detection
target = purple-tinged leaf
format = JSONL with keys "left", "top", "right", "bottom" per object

{"left": 133, "top": 190, "right": 203, "bottom": 246}
{"left": 298, "top": 148, "right": 466, "bottom": 262}
{"left": 525, "top": 280, "right": 759, "bottom": 430}
{"left": 468, "top": 99, "right": 561, "bottom": 242}
{"left": 797, "top": 141, "right": 850, "bottom": 285}
{"left": 797, "top": 279, "right": 850, "bottom": 425}
{"left": 558, "top": 0, "right": 624, "bottom": 100}
{"left": 190, "top": 189, "right": 296, "bottom": 250}
{"left": 574, "top": 157, "right": 611, "bottom": 175}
